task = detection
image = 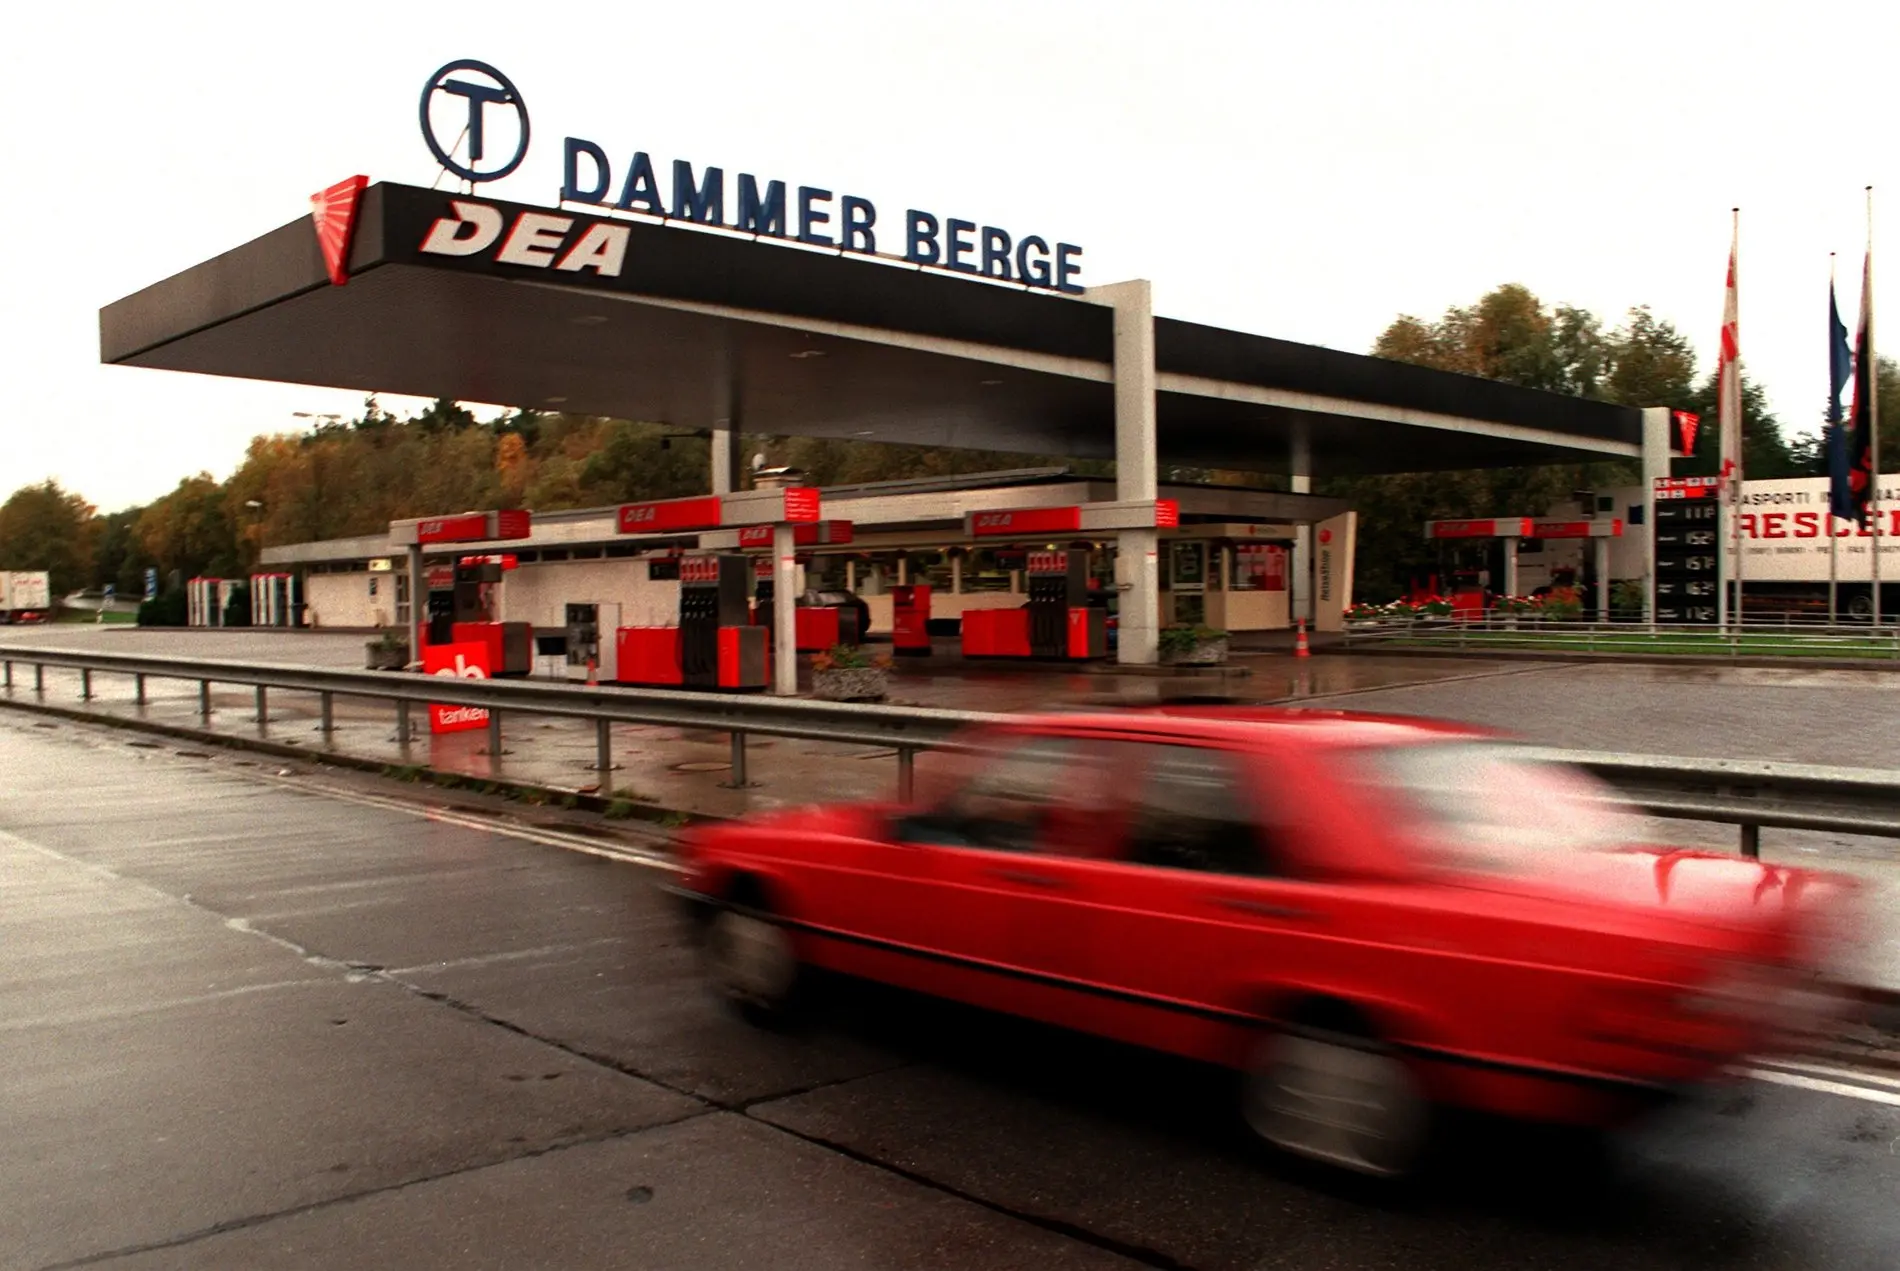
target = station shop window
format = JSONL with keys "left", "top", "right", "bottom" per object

{"left": 1231, "top": 544, "right": 1289, "bottom": 592}
{"left": 807, "top": 555, "right": 849, "bottom": 589}
{"left": 962, "top": 548, "right": 1016, "bottom": 592}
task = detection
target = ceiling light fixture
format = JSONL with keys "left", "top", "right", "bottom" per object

{"left": 545, "top": 395, "right": 568, "bottom": 404}
{"left": 570, "top": 314, "right": 609, "bottom": 326}
{"left": 789, "top": 349, "right": 826, "bottom": 360}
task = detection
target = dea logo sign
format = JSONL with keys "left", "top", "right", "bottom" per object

{"left": 419, "top": 59, "right": 529, "bottom": 183}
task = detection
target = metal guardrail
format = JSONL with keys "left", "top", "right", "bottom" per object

{"left": 1343, "top": 615, "right": 1900, "bottom": 659}
{"left": 0, "top": 645, "right": 992, "bottom": 800}
{"left": 6, "top": 645, "right": 1900, "bottom": 856}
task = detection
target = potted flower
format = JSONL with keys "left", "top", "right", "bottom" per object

{"left": 1158, "top": 623, "right": 1229, "bottom": 665}
{"left": 811, "top": 643, "right": 892, "bottom": 701}
{"left": 365, "top": 627, "right": 409, "bottom": 670}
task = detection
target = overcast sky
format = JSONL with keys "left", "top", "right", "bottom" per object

{"left": 4, "top": 2, "right": 1895, "bottom": 512}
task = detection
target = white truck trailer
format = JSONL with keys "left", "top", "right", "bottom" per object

{"left": 0, "top": 570, "right": 52, "bottom": 623}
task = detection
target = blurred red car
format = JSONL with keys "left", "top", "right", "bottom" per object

{"left": 671, "top": 708, "right": 1859, "bottom": 1176}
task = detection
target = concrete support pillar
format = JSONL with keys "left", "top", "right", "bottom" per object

{"left": 1093, "top": 278, "right": 1159, "bottom": 664}
{"left": 772, "top": 524, "right": 798, "bottom": 696}
{"left": 1290, "top": 427, "right": 1314, "bottom": 626}
{"left": 1595, "top": 538, "right": 1611, "bottom": 621}
{"left": 845, "top": 559, "right": 856, "bottom": 591}
{"left": 711, "top": 427, "right": 741, "bottom": 496}
{"left": 1640, "top": 406, "right": 1672, "bottom": 623}
{"left": 405, "top": 544, "right": 424, "bottom": 670}
{"left": 897, "top": 556, "right": 908, "bottom": 586}
{"left": 711, "top": 337, "right": 742, "bottom": 496}
{"left": 951, "top": 553, "right": 963, "bottom": 594}
{"left": 1502, "top": 537, "right": 1520, "bottom": 602}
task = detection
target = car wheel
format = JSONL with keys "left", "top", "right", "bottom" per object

{"left": 704, "top": 890, "right": 800, "bottom": 1022}
{"left": 1244, "top": 1026, "right": 1427, "bottom": 1178}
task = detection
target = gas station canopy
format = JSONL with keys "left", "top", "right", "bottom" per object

{"left": 101, "top": 182, "right": 1643, "bottom": 477}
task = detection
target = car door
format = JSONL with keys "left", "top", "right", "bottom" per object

{"left": 1082, "top": 740, "right": 1334, "bottom": 1064}
{"left": 888, "top": 731, "right": 1125, "bottom": 1019}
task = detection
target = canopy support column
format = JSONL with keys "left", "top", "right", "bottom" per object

{"left": 1094, "top": 279, "right": 1159, "bottom": 665}
{"left": 773, "top": 524, "right": 798, "bottom": 695}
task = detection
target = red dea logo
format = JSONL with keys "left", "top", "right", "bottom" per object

{"left": 311, "top": 175, "right": 369, "bottom": 285}
{"left": 1672, "top": 409, "right": 1701, "bottom": 457}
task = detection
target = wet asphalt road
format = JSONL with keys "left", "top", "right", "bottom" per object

{"left": 5, "top": 715, "right": 1900, "bottom": 1270}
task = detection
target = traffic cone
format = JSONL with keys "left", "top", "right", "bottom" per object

{"left": 1294, "top": 618, "right": 1311, "bottom": 659}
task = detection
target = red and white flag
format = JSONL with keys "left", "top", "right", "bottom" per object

{"left": 1717, "top": 212, "right": 1742, "bottom": 498}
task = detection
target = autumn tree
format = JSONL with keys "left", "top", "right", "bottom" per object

{"left": 136, "top": 474, "right": 240, "bottom": 581}
{"left": 1332, "top": 286, "right": 1715, "bottom": 599}
{"left": 0, "top": 480, "right": 98, "bottom": 595}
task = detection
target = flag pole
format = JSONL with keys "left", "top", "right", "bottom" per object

{"left": 1871, "top": 187, "right": 1881, "bottom": 627}
{"left": 1831, "top": 252, "right": 1841, "bottom": 625}
{"left": 1733, "top": 208, "right": 1746, "bottom": 631}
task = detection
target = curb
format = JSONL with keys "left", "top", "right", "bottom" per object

{"left": 1331, "top": 645, "right": 1900, "bottom": 672}
{"left": 0, "top": 695, "right": 722, "bottom": 831}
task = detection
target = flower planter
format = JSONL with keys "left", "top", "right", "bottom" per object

{"left": 813, "top": 666, "right": 889, "bottom": 702}
{"left": 365, "top": 641, "right": 408, "bottom": 671}
{"left": 1161, "top": 637, "right": 1228, "bottom": 666}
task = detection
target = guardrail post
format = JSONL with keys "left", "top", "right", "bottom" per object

{"left": 486, "top": 708, "right": 502, "bottom": 765}
{"left": 3, "top": 660, "right": 11, "bottom": 690}
{"left": 1739, "top": 822, "right": 1761, "bottom": 858}
{"left": 897, "top": 746, "right": 916, "bottom": 802}
{"left": 319, "top": 691, "right": 334, "bottom": 739}
{"left": 134, "top": 673, "right": 145, "bottom": 705}
{"left": 595, "top": 718, "right": 613, "bottom": 795}
{"left": 34, "top": 663, "right": 44, "bottom": 695}
{"left": 396, "top": 699, "right": 412, "bottom": 750}
{"left": 725, "top": 731, "right": 749, "bottom": 788}
{"left": 198, "top": 680, "right": 210, "bottom": 718}
{"left": 80, "top": 668, "right": 91, "bottom": 701}
{"left": 254, "top": 685, "right": 268, "bottom": 727}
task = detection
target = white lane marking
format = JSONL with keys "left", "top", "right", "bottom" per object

{"left": 1749, "top": 1058, "right": 1900, "bottom": 1093}
{"left": 250, "top": 771, "right": 677, "bottom": 872}
{"left": 1743, "top": 1066, "right": 1900, "bottom": 1108}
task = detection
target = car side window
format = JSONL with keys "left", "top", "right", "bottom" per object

{"left": 1121, "top": 743, "right": 1276, "bottom": 877}
{"left": 900, "top": 736, "right": 1090, "bottom": 854}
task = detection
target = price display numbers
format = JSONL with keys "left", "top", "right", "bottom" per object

{"left": 1652, "top": 480, "right": 1723, "bottom": 625}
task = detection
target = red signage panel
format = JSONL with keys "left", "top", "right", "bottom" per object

{"left": 1154, "top": 499, "right": 1180, "bottom": 528}
{"left": 458, "top": 553, "right": 519, "bottom": 570}
{"left": 1026, "top": 550, "right": 1071, "bottom": 574}
{"left": 417, "top": 513, "right": 491, "bottom": 544}
{"left": 971, "top": 507, "right": 1082, "bottom": 537}
{"left": 423, "top": 641, "right": 490, "bottom": 734}
{"left": 679, "top": 556, "right": 723, "bottom": 583}
{"left": 1426, "top": 518, "right": 1534, "bottom": 539}
{"left": 492, "top": 508, "right": 531, "bottom": 539}
{"left": 781, "top": 487, "right": 822, "bottom": 522}
{"left": 737, "top": 520, "right": 855, "bottom": 549}
{"left": 618, "top": 495, "right": 724, "bottom": 533}
{"left": 1655, "top": 475, "right": 1720, "bottom": 500}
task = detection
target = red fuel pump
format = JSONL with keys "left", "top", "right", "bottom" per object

{"left": 617, "top": 555, "right": 768, "bottom": 690}
{"left": 891, "top": 584, "right": 932, "bottom": 655}
{"left": 961, "top": 550, "right": 1105, "bottom": 660}
{"left": 423, "top": 559, "right": 531, "bottom": 676}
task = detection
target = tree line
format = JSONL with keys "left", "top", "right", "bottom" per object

{"left": 1330, "top": 283, "right": 1900, "bottom": 599}
{"left": 2, "top": 282, "right": 1888, "bottom": 604}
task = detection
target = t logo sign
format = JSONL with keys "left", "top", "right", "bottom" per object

{"left": 419, "top": 60, "right": 530, "bottom": 183}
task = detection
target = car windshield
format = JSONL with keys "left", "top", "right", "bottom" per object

{"left": 1355, "top": 741, "right": 1644, "bottom": 876}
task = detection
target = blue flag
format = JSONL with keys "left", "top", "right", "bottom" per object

{"left": 1828, "top": 275, "right": 1856, "bottom": 519}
